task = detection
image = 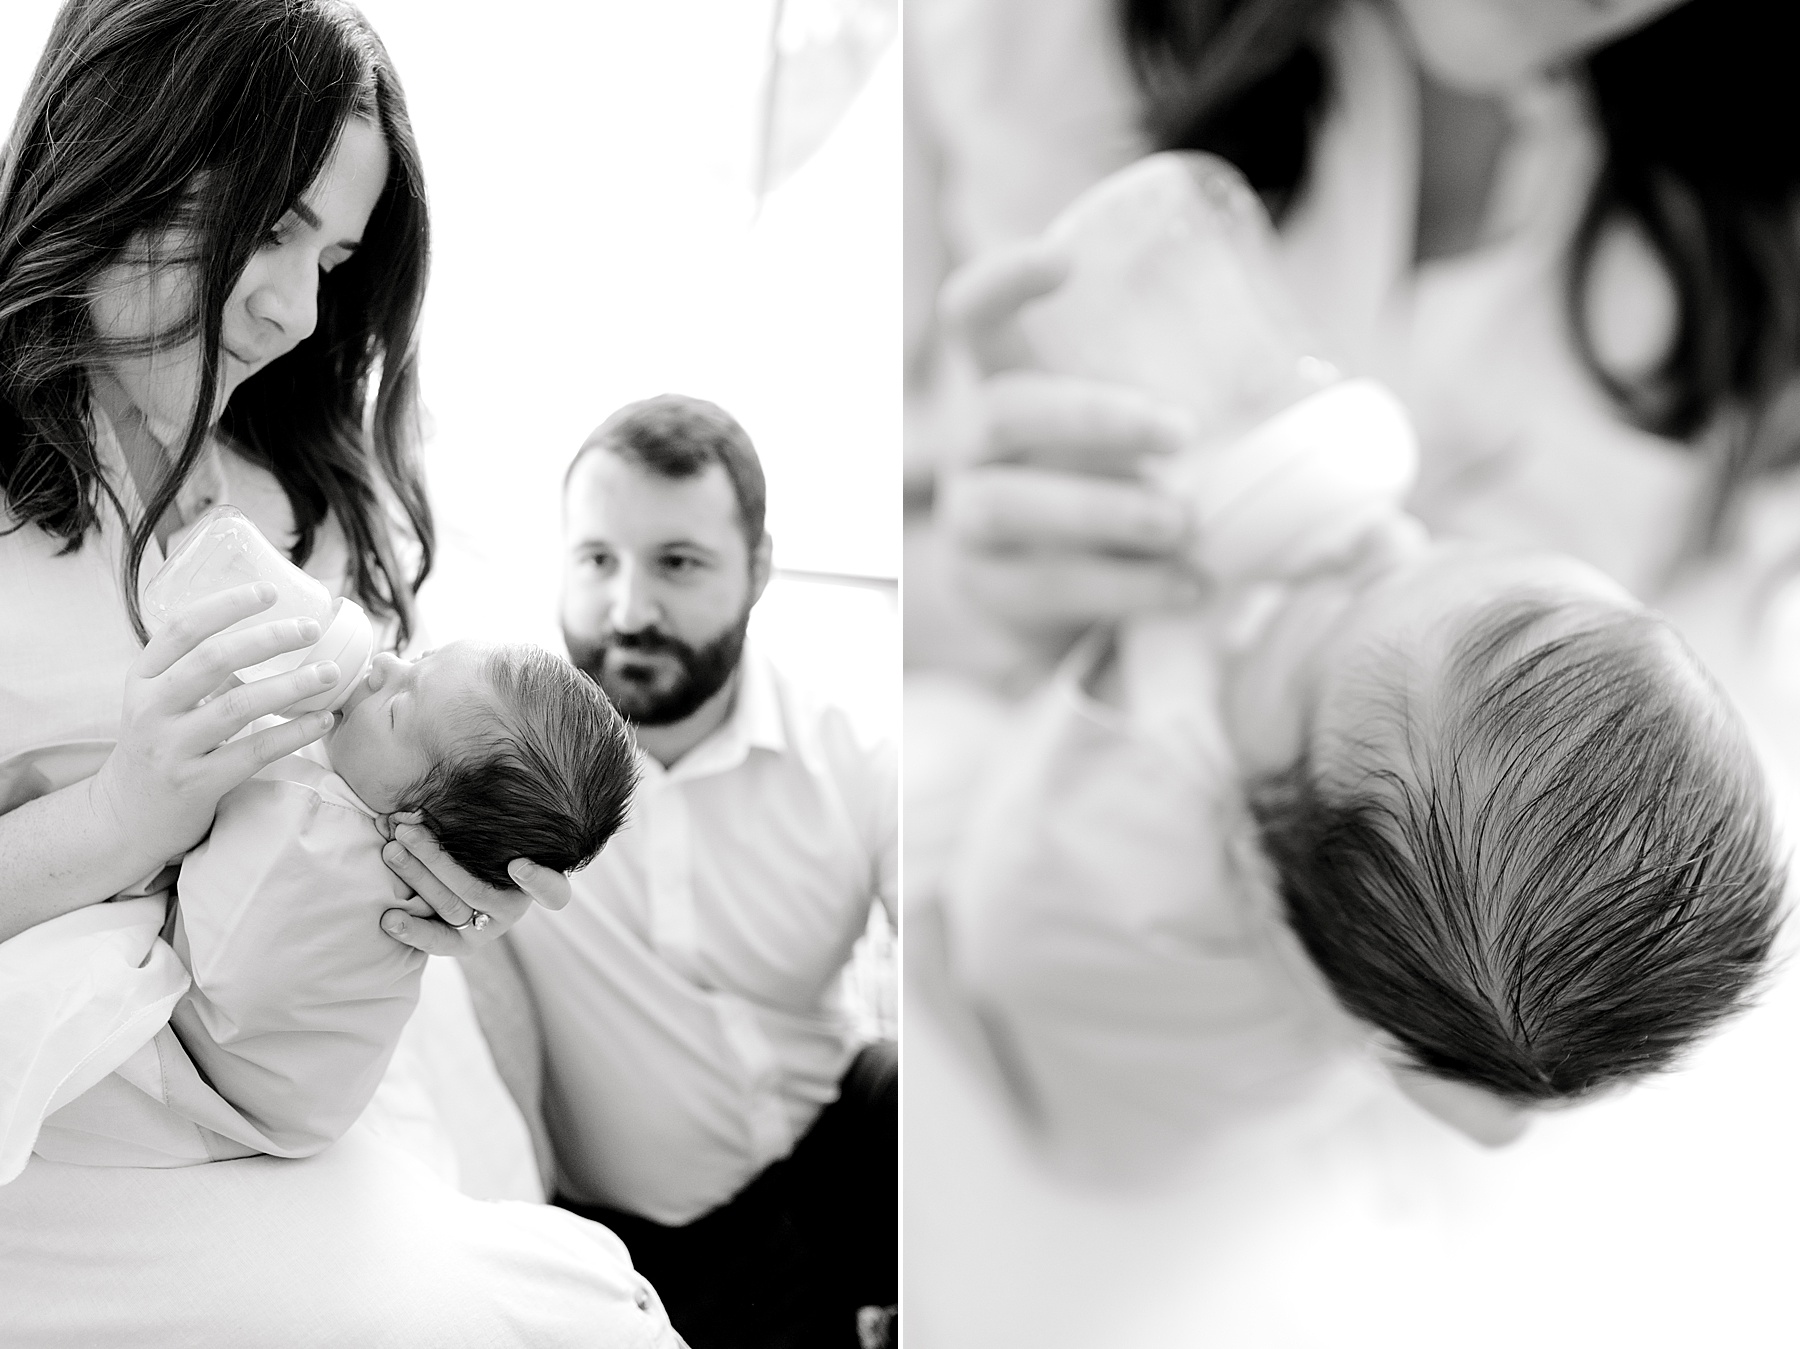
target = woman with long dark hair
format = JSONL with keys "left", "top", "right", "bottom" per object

{"left": 0, "top": 3, "right": 677, "bottom": 1342}
{"left": 913, "top": 0, "right": 1800, "bottom": 643}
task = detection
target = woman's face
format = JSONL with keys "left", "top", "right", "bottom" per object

{"left": 1388, "top": 0, "right": 1690, "bottom": 91}
{"left": 87, "top": 116, "right": 390, "bottom": 442}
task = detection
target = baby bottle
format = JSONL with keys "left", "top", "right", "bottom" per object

{"left": 143, "top": 505, "right": 374, "bottom": 715}
{"left": 1014, "top": 151, "right": 1418, "bottom": 585}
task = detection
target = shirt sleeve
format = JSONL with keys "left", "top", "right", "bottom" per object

{"left": 940, "top": 646, "right": 1339, "bottom": 1180}
{"left": 164, "top": 774, "right": 426, "bottom": 1157}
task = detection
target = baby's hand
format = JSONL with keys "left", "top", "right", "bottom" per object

{"left": 374, "top": 812, "right": 571, "bottom": 956}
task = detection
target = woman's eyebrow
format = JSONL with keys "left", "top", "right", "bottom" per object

{"left": 290, "top": 201, "right": 363, "bottom": 250}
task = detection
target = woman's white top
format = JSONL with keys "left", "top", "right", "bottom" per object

{"left": 0, "top": 413, "right": 530, "bottom": 1189}
{"left": 0, "top": 416, "right": 684, "bottom": 1345}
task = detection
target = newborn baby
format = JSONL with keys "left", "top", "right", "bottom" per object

{"left": 940, "top": 154, "right": 1786, "bottom": 1170}
{"left": 38, "top": 641, "right": 637, "bottom": 1167}
{"left": 947, "top": 527, "right": 1784, "bottom": 1168}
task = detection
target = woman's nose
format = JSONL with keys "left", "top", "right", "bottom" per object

{"left": 242, "top": 249, "right": 319, "bottom": 349}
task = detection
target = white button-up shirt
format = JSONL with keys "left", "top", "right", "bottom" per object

{"left": 509, "top": 649, "right": 897, "bottom": 1224}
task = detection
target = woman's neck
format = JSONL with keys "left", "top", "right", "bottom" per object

{"left": 89, "top": 370, "right": 185, "bottom": 551}
{"left": 1413, "top": 70, "right": 1512, "bottom": 265}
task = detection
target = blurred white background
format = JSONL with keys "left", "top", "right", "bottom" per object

{"left": 0, "top": 0, "right": 899, "bottom": 743}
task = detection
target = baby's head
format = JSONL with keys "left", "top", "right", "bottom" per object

{"left": 1234, "top": 543, "right": 1785, "bottom": 1140}
{"left": 326, "top": 640, "right": 638, "bottom": 887}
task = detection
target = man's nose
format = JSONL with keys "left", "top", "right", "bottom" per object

{"left": 607, "top": 562, "right": 661, "bottom": 633}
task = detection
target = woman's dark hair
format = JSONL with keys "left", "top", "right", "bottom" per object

{"left": 1120, "top": 0, "right": 1800, "bottom": 546}
{"left": 0, "top": 0, "right": 433, "bottom": 644}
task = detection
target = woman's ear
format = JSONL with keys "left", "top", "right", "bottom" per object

{"left": 1389, "top": 1066, "right": 1533, "bottom": 1147}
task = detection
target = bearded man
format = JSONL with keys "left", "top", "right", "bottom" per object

{"left": 507, "top": 394, "right": 896, "bottom": 1349}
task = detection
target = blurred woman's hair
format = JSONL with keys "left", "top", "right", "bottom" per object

{"left": 1120, "top": 0, "right": 1800, "bottom": 548}
{"left": 0, "top": 0, "right": 433, "bottom": 643}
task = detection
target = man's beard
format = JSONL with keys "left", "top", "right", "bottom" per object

{"left": 564, "top": 612, "right": 751, "bottom": 727}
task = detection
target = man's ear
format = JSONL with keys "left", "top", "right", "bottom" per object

{"left": 1389, "top": 1067, "right": 1533, "bottom": 1148}
{"left": 749, "top": 531, "right": 774, "bottom": 606}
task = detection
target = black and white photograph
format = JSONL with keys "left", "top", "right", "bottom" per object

{"left": 0, "top": 1, "right": 895, "bottom": 1345}
{"left": 9, "top": 0, "right": 1800, "bottom": 1346}
{"left": 906, "top": 0, "right": 1800, "bottom": 1345}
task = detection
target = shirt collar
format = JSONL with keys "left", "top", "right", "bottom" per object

{"left": 648, "top": 641, "right": 787, "bottom": 785}
{"left": 736, "top": 642, "right": 788, "bottom": 755}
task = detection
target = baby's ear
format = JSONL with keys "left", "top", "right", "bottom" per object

{"left": 1388, "top": 1066, "right": 1533, "bottom": 1148}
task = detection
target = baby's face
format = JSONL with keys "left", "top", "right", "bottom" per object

{"left": 324, "top": 641, "right": 496, "bottom": 812}
{"left": 1224, "top": 537, "right": 1641, "bottom": 782}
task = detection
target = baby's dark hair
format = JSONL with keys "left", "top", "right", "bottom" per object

{"left": 401, "top": 644, "right": 638, "bottom": 890}
{"left": 1251, "top": 598, "right": 1785, "bottom": 1103}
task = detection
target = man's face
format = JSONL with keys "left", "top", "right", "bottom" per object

{"left": 560, "top": 448, "right": 768, "bottom": 726}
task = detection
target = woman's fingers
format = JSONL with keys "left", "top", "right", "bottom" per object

{"left": 508, "top": 858, "right": 571, "bottom": 911}
{"left": 380, "top": 824, "right": 481, "bottom": 928}
{"left": 941, "top": 463, "right": 1205, "bottom": 628}
{"left": 940, "top": 240, "right": 1070, "bottom": 374}
{"left": 957, "top": 548, "right": 1206, "bottom": 630}
{"left": 376, "top": 819, "right": 554, "bottom": 955}
{"left": 378, "top": 885, "right": 534, "bottom": 957}
{"left": 159, "top": 616, "right": 326, "bottom": 710}
{"left": 199, "top": 709, "right": 336, "bottom": 785}
{"left": 184, "top": 660, "right": 341, "bottom": 750}
{"left": 939, "top": 465, "right": 1191, "bottom": 557}
{"left": 981, "top": 370, "right": 1196, "bottom": 474}
{"left": 379, "top": 909, "right": 472, "bottom": 957}
{"left": 134, "top": 582, "right": 277, "bottom": 679}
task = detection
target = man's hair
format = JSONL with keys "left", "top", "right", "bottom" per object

{"left": 566, "top": 393, "right": 766, "bottom": 549}
{"left": 401, "top": 645, "right": 639, "bottom": 890}
{"left": 1251, "top": 598, "right": 1786, "bottom": 1103}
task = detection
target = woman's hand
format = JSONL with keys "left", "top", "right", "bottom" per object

{"left": 937, "top": 240, "right": 1203, "bottom": 636}
{"left": 375, "top": 812, "right": 571, "bottom": 956}
{"left": 90, "top": 582, "right": 343, "bottom": 875}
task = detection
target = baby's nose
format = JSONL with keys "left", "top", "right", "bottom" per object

{"left": 368, "top": 652, "right": 406, "bottom": 688}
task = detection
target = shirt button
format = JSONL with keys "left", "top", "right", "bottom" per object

{"left": 634, "top": 1287, "right": 651, "bottom": 1311}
